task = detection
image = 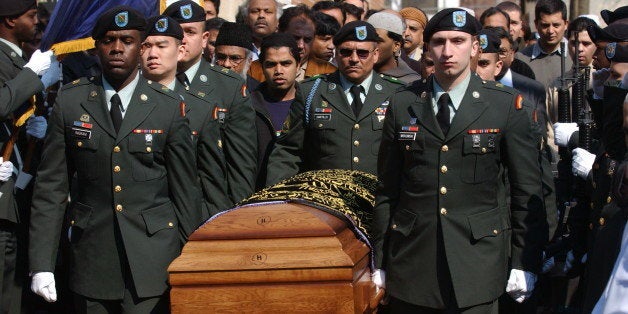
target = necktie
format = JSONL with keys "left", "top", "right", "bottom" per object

{"left": 176, "top": 72, "right": 190, "bottom": 88}
{"left": 110, "top": 94, "right": 123, "bottom": 133}
{"left": 436, "top": 93, "right": 451, "bottom": 135}
{"left": 350, "top": 85, "right": 363, "bottom": 117}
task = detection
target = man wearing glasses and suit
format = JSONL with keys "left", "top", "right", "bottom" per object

{"left": 266, "top": 21, "right": 404, "bottom": 184}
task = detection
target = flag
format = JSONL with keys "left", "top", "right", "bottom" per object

{"left": 40, "top": 0, "right": 158, "bottom": 55}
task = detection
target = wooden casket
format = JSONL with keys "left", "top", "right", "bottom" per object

{"left": 168, "top": 202, "right": 382, "bottom": 313}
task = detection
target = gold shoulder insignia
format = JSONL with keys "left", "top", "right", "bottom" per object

{"left": 72, "top": 79, "right": 80, "bottom": 85}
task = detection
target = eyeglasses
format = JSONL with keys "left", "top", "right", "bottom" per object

{"left": 337, "top": 48, "right": 375, "bottom": 59}
{"left": 215, "top": 53, "right": 246, "bottom": 65}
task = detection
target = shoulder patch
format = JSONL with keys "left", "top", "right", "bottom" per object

{"left": 208, "top": 65, "right": 245, "bottom": 81}
{"left": 481, "top": 80, "right": 518, "bottom": 95}
{"left": 60, "top": 77, "right": 91, "bottom": 91}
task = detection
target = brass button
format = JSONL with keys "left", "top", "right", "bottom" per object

{"left": 440, "top": 165, "right": 448, "bottom": 173}
{"left": 70, "top": 220, "right": 75, "bottom": 225}
{"left": 589, "top": 223, "right": 594, "bottom": 230}
{"left": 440, "top": 186, "right": 447, "bottom": 195}
{"left": 115, "top": 204, "right": 123, "bottom": 212}
{"left": 113, "top": 146, "right": 121, "bottom": 153}
{"left": 481, "top": 147, "right": 487, "bottom": 153}
{"left": 493, "top": 229, "right": 499, "bottom": 235}
{"left": 391, "top": 224, "right": 397, "bottom": 229}
{"left": 441, "top": 145, "right": 449, "bottom": 152}
{"left": 146, "top": 147, "right": 152, "bottom": 153}
{"left": 353, "top": 156, "right": 359, "bottom": 163}
{"left": 607, "top": 196, "right": 612, "bottom": 204}
{"left": 77, "top": 141, "right": 83, "bottom": 147}
{"left": 114, "top": 185, "right": 122, "bottom": 193}
{"left": 440, "top": 208, "right": 447, "bottom": 215}
{"left": 599, "top": 217, "right": 605, "bottom": 226}
{"left": 354, "top": 124, "right": 360, "bottom": 130}
{"left": 168, "top": 222, "right": 174, "bottom": 227}
{"left": 318, "top": 123, "right": 323, "bottom": 128}
{"left": 353, "top": 140, "right": 360, "bottom": 147}
{"left": 405, "top": 145, "right": 410, "bottom": 151}
{"left": 590, "top": 202, "right": 594, "bottom": 209}
{"left": 113, "top": 166, "right": 121, "bottom": 173}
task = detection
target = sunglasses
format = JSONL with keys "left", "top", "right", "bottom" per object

{"left": 338, "top": 48, "right": 375, "bottom": 59}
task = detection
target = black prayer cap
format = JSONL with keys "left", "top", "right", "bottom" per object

{"left": 0, "top": 0, "right": 35, "bottom": 17}
{"left": 587, "top": 19, "right": 628, "bottom": 43}
{"left": 605, "top": 42, "right": 628, "bottom": 63}
{"left": 333, "top": 21, "right": 383, "bottom": 46}
{"left": 478, "top": 28, "right": 501, "bottom": 54}
{"left": 92, "top": 6, "right": 146, "bottom": 40}
{"left": 215, "top": 22, "right": 254, "bottom": 51}
{"left": 145, "top": 15, "right": 183, "bottom": 40}
{"left": 164, "top": 0, "right": 205, "bottom": 24}
{"left": 601, "top": 6, "right": 628, "bottom": 25}
{"left": 423, "top": 8, "right": 480, "bottom": 42}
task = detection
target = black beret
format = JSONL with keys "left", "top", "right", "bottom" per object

{"left": 92, "top": 6, "right": 146, "bottom": 40}
{"left": 0, "top": 0, "right": 35, "bottom": 17}
{"left": 601, "top": 6, "right": 628, "bottom": 25}
{"left": 605, "top": 42, "right": 628, "bottom": 63}
{"left": 164, "top": 0, "right": 205, "bottom": 24}
{"left": 333, "top": 21, "right": 383, "bottom": 46}
{"left": 215, "top": 22, "right": 254, "bottom": 51}
{"left": 423, "top": 8, "right": 480, "bottom": 42}
{"left": 478, "top": 28, "right": 501, "bottom": 54}
{"left": 145, "top": 15, "right": 183, "bottom": 40}
{"left": 587, "top": 19, "right": 628, "bottom": 43}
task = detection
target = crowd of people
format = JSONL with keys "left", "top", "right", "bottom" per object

{"left": 0, "top": 0, "right": 626, "bottom": 313}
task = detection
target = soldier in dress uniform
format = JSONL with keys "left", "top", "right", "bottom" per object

{"left": 371, "top": 9, "right": 549, "bottom": 312}
{"left": 28, "top": 7, "right": 203, "bottom": 313}
{"left": 165, "top": 0, "right": 257, "bottom": 210}
{"left": 266, "top": 20, "right": 404, "bottom": 184}
{"left": 0, "top": 1, "right": 60, "bottom": 312}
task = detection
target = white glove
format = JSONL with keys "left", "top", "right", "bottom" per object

{"left": 563, "top": 250, "right": 575, "bottom": 273}
{"left": 506, "top": 269, "right": 537, "bottom": 303}
{"left": 572, "top": 148, "right": 596, "bottom": 179}
{"left": 40, "top": 57, "right": 61, "bottom": 89}
{"left": 31, "top": 272, "right": 57, "bottom": 302}
{"left": 541, "top": 252, "right": 555, "bottom": 274}
{"left": 372, "top": 269, "right": 386, "bottom": 290}
{"left": 26, "top": 116, "right": 47, "bottom": 139}
{"left": 592, "top": 68, "right": 611, "bottom": 99}
{"left": 553, "top": 123, "right": 579, "bottom": 147}
{"left": 0, "top": 158, "right": 13, "bottom": 182}
{"left": 24, "top": 50, "right": 54, "bottom": 76}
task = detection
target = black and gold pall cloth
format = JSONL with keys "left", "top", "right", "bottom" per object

{"left": 239, "top": 169, "right": 378, "bottom": 237}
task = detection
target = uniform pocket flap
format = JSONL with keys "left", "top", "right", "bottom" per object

{"left": 70, "top": 202, "right": 93, "bottom": 229}
{"left": 141, "top": 202, "right": 176, "bottom": 235}
{"left": 66, "top": 126, "right": 100, "bottom": 151}
{"left": 128, "top": 134, "right": 163, "bottom": 153}
{"left": 391, "top": 208, "right": 417, "bottom": 237}
{"left": 467, "top": 207, "right": 504, "bottom": 240}
{"left": 463, "top": 134, "right": 498, "bottom": 155}
{"left": 311, "top": 118, "right": 336, "bottom": 130}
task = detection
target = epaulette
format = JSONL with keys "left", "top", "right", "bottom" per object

{"left": 185, "top": 87, "right": 211, "bottom": 103}
{"left": 61, "top": 77, "right": 91, "bottom": 91}
{"left": 209, "top": 64, "right": 244, "bottom": 81}
{"left": 379, "top": 73, "right": 404, "bottom": 85}
{"left": 146, "top": 79, "right": 179, "bottom": 101}
{"left": 480, "top": 80, "right": 518, "bottom": 95}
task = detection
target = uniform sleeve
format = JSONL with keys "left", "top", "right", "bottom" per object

{"left": 223, "top": 83, "right": 257, "bottom": 205}
{"left": 265, "top": 84, "right": 307, "bottom": 186}
{"left": 0, "top": 68, "right": 44, "bottom": 118}
{"left": 504, "top": 96, "right": 548, "bottom": 273}
{"left": 165, "top": 108, "right": 203, "bottom": 241}
{"left": 371, "top": 94, "right": 401, "bottom": 269}
{"left": 29, "top": 96, "right": 70, "bottom": 272}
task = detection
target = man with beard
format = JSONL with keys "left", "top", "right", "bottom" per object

{"left": 214, "top": 21, "right": 259, "bottom": 90}
{"left": 165, "top": 0, "right": 257, "bottom": 210}
{"left": 399, "top": 7, "right": 427, "bottom": 62}
{"left": 28, "top": 6, "right": 202, "bottom": 312}
{"left": 251, "top": 33, "right": 300, "bottom": 190}
{"left": 266, "top": 21, "right": 404, "bottom": 184}
{"left": 249, "top": 5, "right": 336, "bottom": 83}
